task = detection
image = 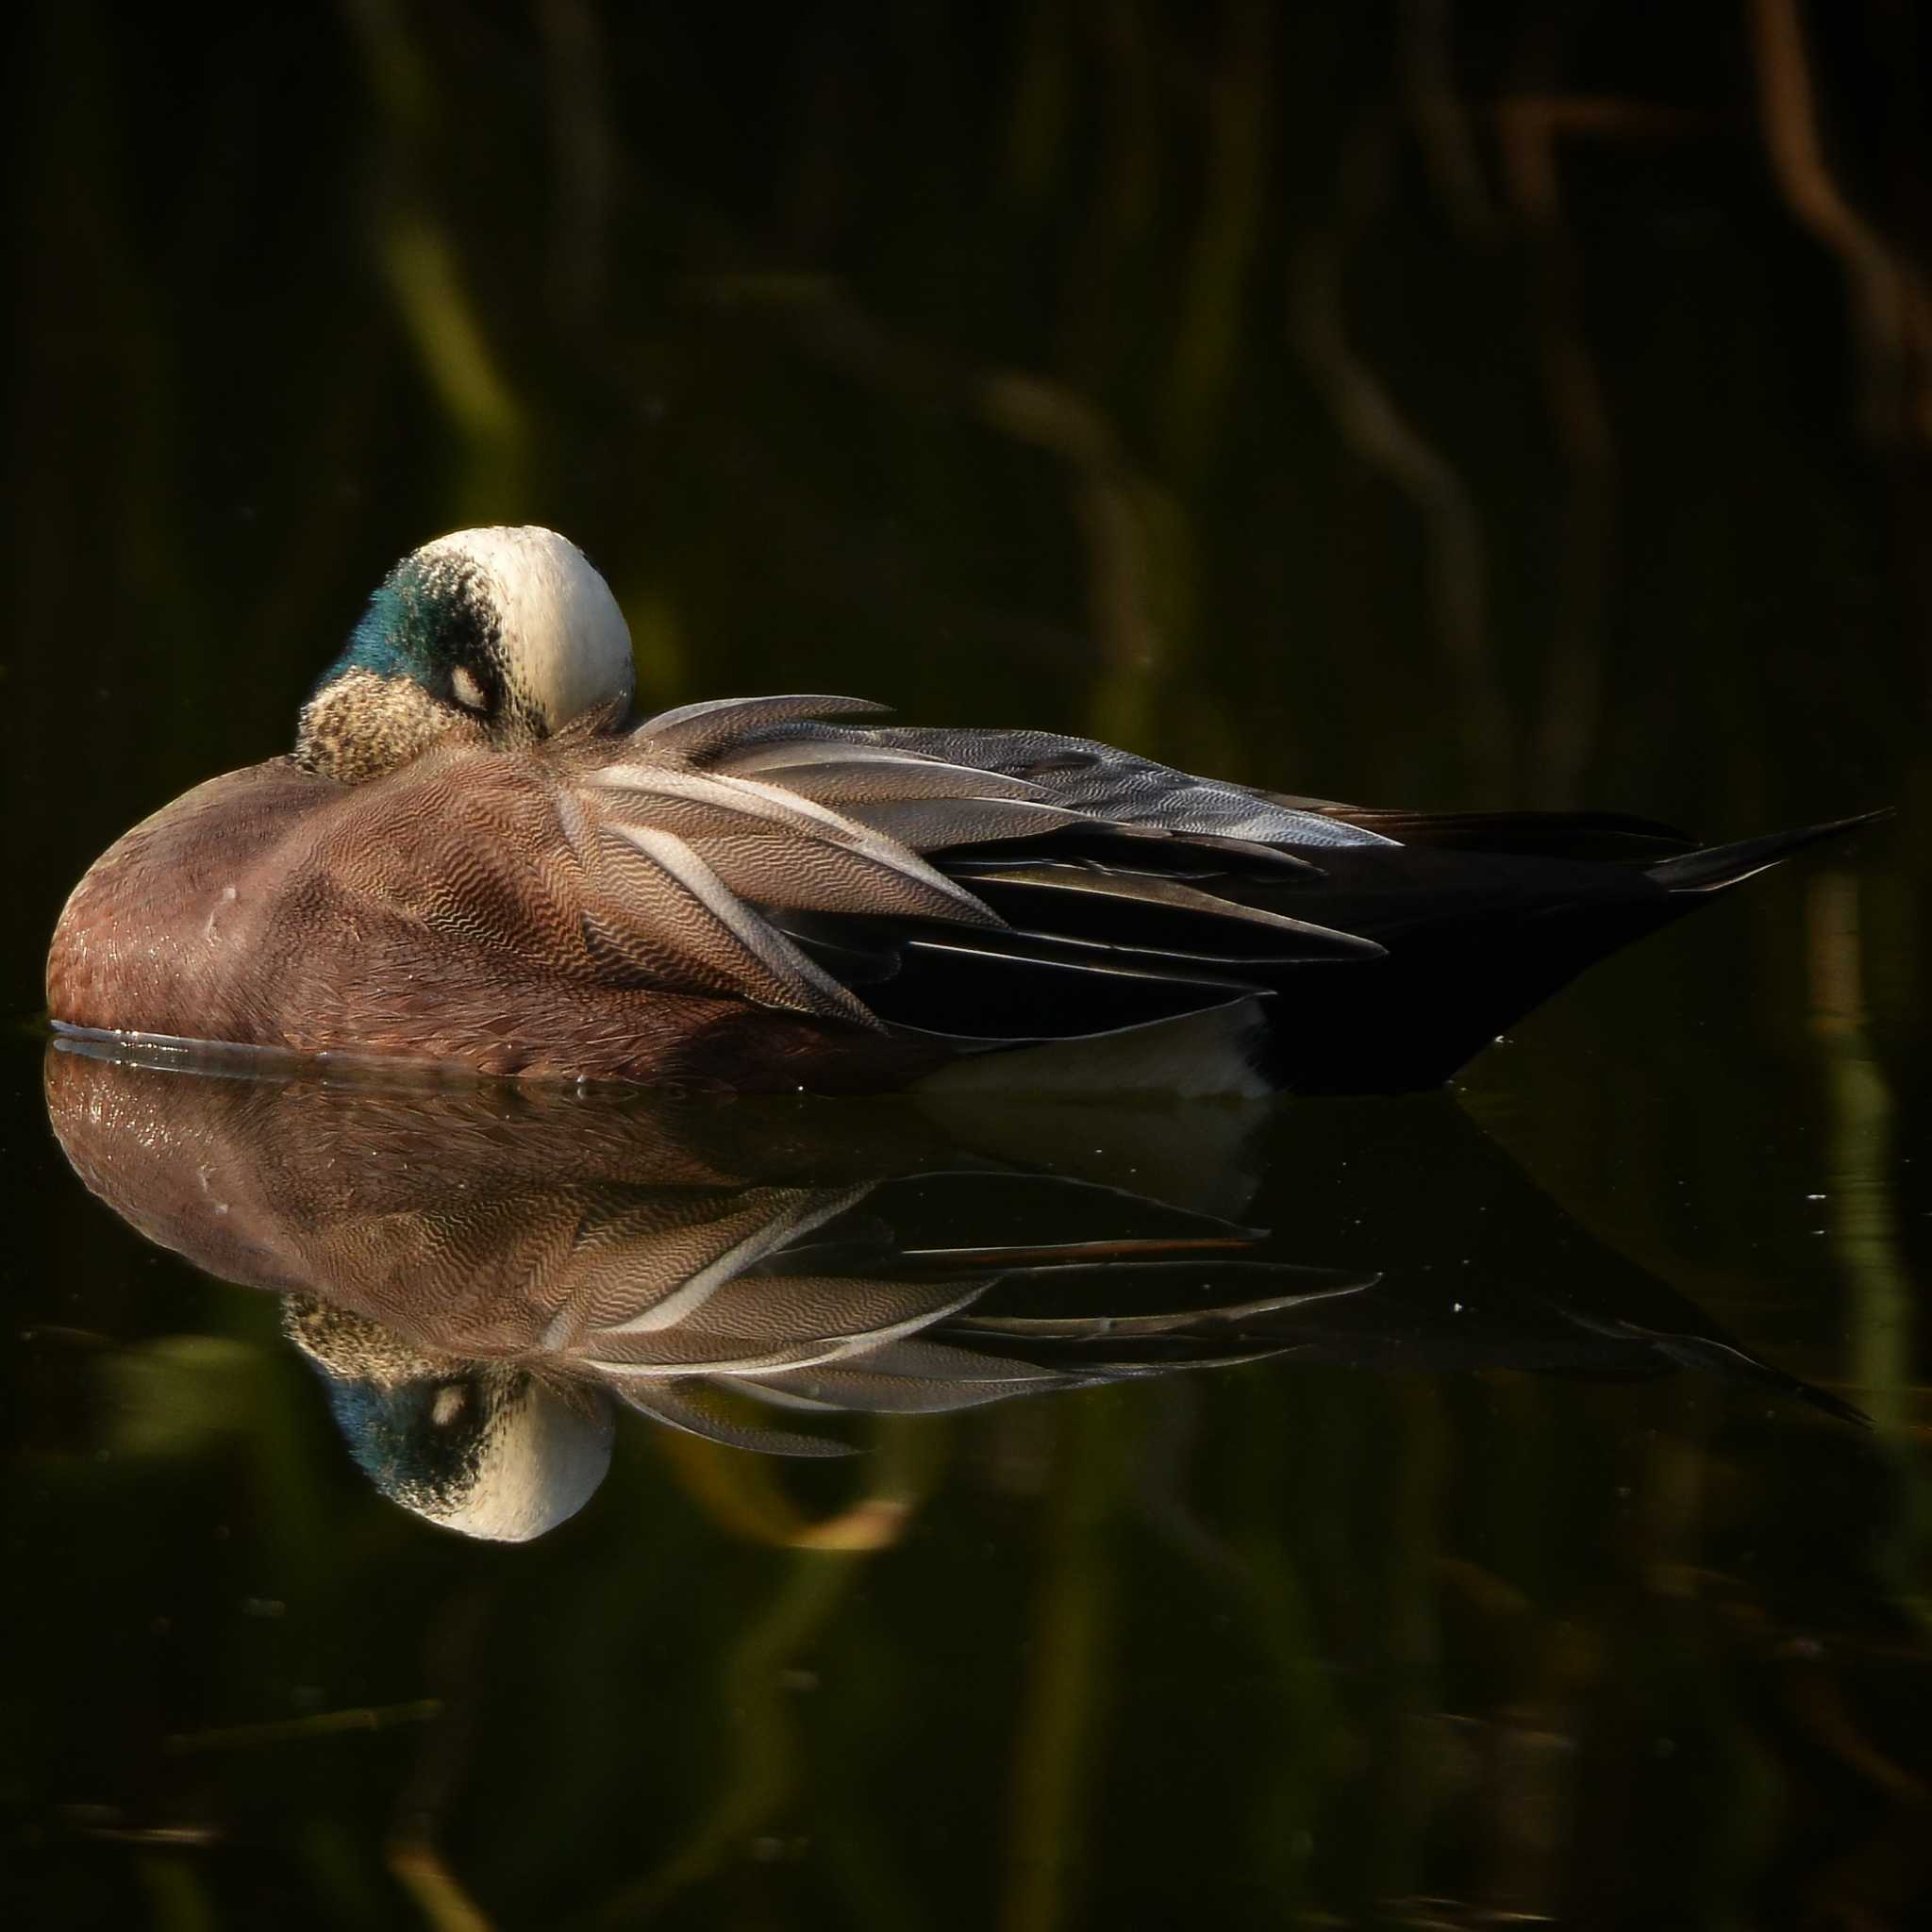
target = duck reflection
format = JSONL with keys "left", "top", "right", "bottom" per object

{"left": 45, "top": 1041, "right": 1859, "bottom": 1543}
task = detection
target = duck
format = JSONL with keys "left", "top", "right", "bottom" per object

{"left": 46, "top": 525, "right": 1886, "bottom": 1096}
{"left": 43, "top": 1041, "right": 1370, "bottom": 1536}
{"left": 45, "top": 1044, "right": 1862, "bottom": 1541}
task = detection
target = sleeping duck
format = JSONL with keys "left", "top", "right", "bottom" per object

{"left": 46, "top": 525, "right": 1884, "bottom": 1095}
{"left": 46, "top": 1046, "right": 1860, "bottom": 1541}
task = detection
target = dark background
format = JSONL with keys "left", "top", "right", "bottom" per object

{"left": 8, "top": 4, "right": 1932, "bottom": 1926}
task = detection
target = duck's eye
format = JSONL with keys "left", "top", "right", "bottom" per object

{"left": 449, "top": 665, "right": 491, "bottom": 714}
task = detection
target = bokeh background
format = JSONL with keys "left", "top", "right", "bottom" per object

{"left": 8, "top": 3, "right": 1932, "bottom": 1926}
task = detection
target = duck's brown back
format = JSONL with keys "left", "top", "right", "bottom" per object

{"left": 45, "top": 749, "right": 936, "bottom": 1091}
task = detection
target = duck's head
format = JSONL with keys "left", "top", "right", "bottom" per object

{"left": 296, "top": 525, "right": 635, "bottom": 783}
{"left": 283, "top": 1296, "right": 615, "bottom": 1541}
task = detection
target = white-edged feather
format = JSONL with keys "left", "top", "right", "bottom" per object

{"left": 637, "top": 693, "right": 891, "bottom": 759}
{"left": 578, "top": 1186, "right": 871, "bottom": 1339}
{"left": 717, "top": 741, "right": 1053, "bottom": 804}
{"left": 587, "top": 763, "right": 1003, "bottom": 925}
{"left": 580, "top": 1275, "right": 988, "bottom": 1378}
{"left": 602, "top": 823, "right": 880, "bottom": 1024}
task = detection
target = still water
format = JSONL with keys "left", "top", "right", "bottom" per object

{"left": 10, "top": 962, "right": 1928, "bottom": 1927}
{"left": 11, "top": 5, "right": 1932, "bottom": 1926}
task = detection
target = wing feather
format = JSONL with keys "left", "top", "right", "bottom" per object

{"left": 608, "top": 1384, "right": 856, "bottom": 1457}
{"left": 957, "top": 862, "right": 1385, "bottom": 958}
{"left": 843, "top": 725, "right": 1400, "bottom": 849}
{"left": 574, "top": 1187, "right": 870, "bottom": 1340}
{"left": 718, "top": 741, "right": 1053, "bottom": 805}
{"left": 831, "top": 796, "right": 1099, "bottom": 851}
{"left": 587, "top": 765, "right": 999, "bottom": 925}
{"left": 635, "top": 693, "right": 891, "bottom": 760}
{"left": 592, "top": 825, "right": 878, "bottom": 1024}
{"left": 556, "top": 699, "right": 1417, "bottom": 1041}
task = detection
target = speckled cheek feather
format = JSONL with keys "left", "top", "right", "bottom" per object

{"left": 294, "top": 668, "right": 470, "bottom": 784}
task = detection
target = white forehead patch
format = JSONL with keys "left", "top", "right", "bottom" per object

{"left": 429, "top": 1377, "right": 615, "bottom": 1542}
{"left": 417, "top": 525, "right": 635, "bottom": 728}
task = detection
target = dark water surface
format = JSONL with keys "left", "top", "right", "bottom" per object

{"left": 10, "top": 954, "right": 1931, "bottom": 1928}
{"left": 10, "top": 6, "right": 1932, "bottom": 1927}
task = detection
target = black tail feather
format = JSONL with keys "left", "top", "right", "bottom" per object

{"left": 1311, "top": 808, "right": 1697, "bottom": 862}
{"left": 1645, "top": 808, "right": 1892, "bottom": 894}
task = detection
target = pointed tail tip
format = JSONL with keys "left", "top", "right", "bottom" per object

{"left": 1647, "top": 806, "right": 1894, "bottom": 893}
{"left": 1804, "top": 1382, "right": 1876, "bottom": 1430}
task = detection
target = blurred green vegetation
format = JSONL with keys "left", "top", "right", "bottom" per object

{"left": 9, "top": 1, "right": 1932, "bottom": 1925}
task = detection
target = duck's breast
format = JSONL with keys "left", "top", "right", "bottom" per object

{"left": 48, "top": 758, "right": 348, "bottom": 1050}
